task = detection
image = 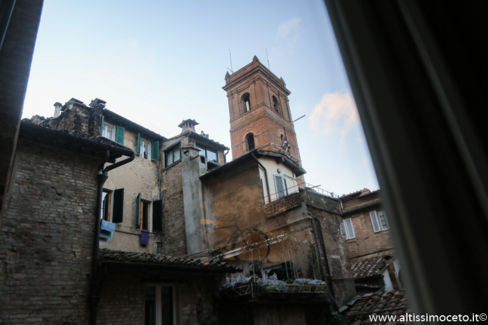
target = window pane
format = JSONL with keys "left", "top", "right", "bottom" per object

{"left": 370, "top": 211, "right": 380, "bottom": 232}
{"left": 378, "top": 210, "right": 389, "bottom": 230}
{"left": 207, "top": 150, "right": 217, "bottom": 162}
{"left": 173, "top": 147, "right": 180, "bottom": 162}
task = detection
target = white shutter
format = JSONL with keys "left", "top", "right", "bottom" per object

{"left": 370, "top": 211, "right": 380, "bottom": 232}
{"left": 378, "top": 210, "right": 389, "bottom": 230}
{"left": 343, "top": 218, "right": 355, "bottom": 239}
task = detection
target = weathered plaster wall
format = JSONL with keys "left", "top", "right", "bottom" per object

{"left": 202, "top": 163, "right": 264, "bottom": 253}
{"left": 181, "top": 147, "right": 206, "bottom": 255}
{"left": 101, "top": 151, "right": 161, "bottom": 253}
{"left": 258, "top": 157, "right": 299, "bottom": 203}
{"left": 0, "top": 139, "right": 101, "bottom": 324}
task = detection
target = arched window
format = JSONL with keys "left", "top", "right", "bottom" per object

{"left": 241, "top": 93, "right": 251, "bottom": 113}
{"left": 272, "top": 95, "right": 280, "bottom": 113}
{"left": 246, "top": 133, "right": 255, "bottom": 151}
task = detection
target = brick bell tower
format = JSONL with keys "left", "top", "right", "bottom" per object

{"left": 223, "top": 56, "right": 302, "bottom": 166}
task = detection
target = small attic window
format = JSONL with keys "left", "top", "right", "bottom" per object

{"left": 272, "top": 95, "right": 280, "bottom": 113}
{"left": 242, "top": 93, "right": 251, "bottom": 112}
{"left": 246, "top": 133, "right": 255, "bottom": 151}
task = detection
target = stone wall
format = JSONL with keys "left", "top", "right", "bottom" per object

{"left": 161, "top": 161, "right": 187, "bottom": 256}
{"left": 0, "top": 139, "right": 101, "bottom": 323}
{"left": 31, "top": 103, "right": 103, "bottom": 138}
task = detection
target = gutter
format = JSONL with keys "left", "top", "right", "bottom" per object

{"left": 89, "top": 150, "right": 135, "bottom": 325}
{"left": 251, "top": 153, "right": 271, "bottom": 203}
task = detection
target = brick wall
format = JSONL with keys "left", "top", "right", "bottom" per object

{"left": 345, "top": 210, "right": 394, "bottom": 261}
{"left": 97, "top": 271, "right": 221, "bottom": 325}
{"left": 0, "top": 139, "right": 101, "bottom": 323}
{"left": 97, "top": 273, "right": 145, "bottom": 325}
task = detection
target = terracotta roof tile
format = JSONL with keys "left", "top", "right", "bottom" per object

{"left": 99, "top": 248, "right": 240, "bottom": 273}
{"left": 351, "top": 256, "right": 389, "bottom": 279}
{"left": 343, "top": 290, "right": 409, "bottom": 324}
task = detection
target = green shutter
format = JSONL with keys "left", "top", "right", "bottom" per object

{"left": 115, "top": 126, "right": 125, "bottom": 145}
{"left": 136, "top": 133, "right": 141, "bottom": 155}
{"left": 101, "top": 115, "right": 104, "bottom": 136}
{"left": 151, "top": 141, "right": 160, "bottom": 161}
{"left": 153, "top": 200, "right": 163, "bottom": 232}
{"left": 136, "top": 193, "right": 141, "bottom": 229}
{"left": 112, "top": 189, "right": 124, "bottom": 223}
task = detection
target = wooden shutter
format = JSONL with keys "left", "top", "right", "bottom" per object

{"left": 115, "top": 126, "right": 125, "bottom": 145}
{"left": 136, "top": 133, "right": 141, "bottom": 155}
{"left": 152, "top": 200, "right": 163, "bottom": 232}
{"left": 136, "top": 193, "right": 141, "bottom": 229}
{"left": 370, "top": 211, "right": 380, "bottom": 232}
{"left": 151, "top": 141, "right": 160, "bottom": 161}
{"left": 112, "top": 189, "right": 124, "bottom": 223}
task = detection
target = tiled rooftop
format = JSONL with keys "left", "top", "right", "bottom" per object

{"left": 351, "top": 256, "right": 389, "bottom": 279}
{"left": 342, "top": 290, "right": 409, "bottom": 324}
{"left": 99, "top": 248, "right": 240, "bottom": 273}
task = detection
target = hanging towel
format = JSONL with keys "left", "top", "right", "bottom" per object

{"left": 140, "top": 230, "right": 149, "bottom": 246}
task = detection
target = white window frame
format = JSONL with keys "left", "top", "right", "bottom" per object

{"left": 342, "top": 218, "right": 356, "bottom": 240}
{"left": 273, "top": 174, "right": 288, "bottom": 199}
{"left": 145, "top": 284, "right": 177, "bottom": 325}
{"left": 102, "top": 122, "right": 115, "bottom": 141}
{"left": 370, "top": 210, "right": 389, "bottom": 232}
{"left": 140, "top": 138, "right": 152, "bottom": 160}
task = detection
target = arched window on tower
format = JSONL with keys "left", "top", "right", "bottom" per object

{"left": 272, "top": 95, "right": 280, "bottom": 113}
{"left": 246, "top": 133, "right": 255, "bottom": 151}
{"left": 242, "top": 93, "right": 251, "bottom": 113}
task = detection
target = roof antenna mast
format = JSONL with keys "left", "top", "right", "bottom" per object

{"left": 265, "top": 48, "right": 270, "bottom": 69}
{"left": 228, "top": 49, "right": 233, "bottom": 73}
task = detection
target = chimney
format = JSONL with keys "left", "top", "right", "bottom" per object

{"left": 178, "top": 119, "right": 199, "bottom": 134}
{"left": 53, "top": 102, "right": 62, "bottom": 118}
{"left": 89, "top": 98, "right": 106, "bottom": 110}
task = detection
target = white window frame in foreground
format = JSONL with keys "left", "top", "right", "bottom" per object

{"left": 273, "top": 174, "right": 288, "bottom": 199}
{"left": 140, "top": 138, "right": 152, "bottom": 160}
{"left": 342, "top": 218, "right": 355, "bottom": 240}
{"left": 370, "top": 210, "right": 389, "bottom": 232}
{"left": 102, "top": 122, "right": 115, "bottom": 141}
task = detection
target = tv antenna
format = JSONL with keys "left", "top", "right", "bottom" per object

{"left": 265, "top": 48, "right": 270, "bottom": 69}
{"left": 228, "top": 49, "right": 233, "bottom": 73}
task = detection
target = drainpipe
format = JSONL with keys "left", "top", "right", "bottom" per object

{"left": 251, "top": 153, "right": 271, "bottom": 203}
{"left": 89, "top": 150, "right": 134, "bottom": 325}
{"left": 223, "top": 148, "right": 229, "bottom": 163}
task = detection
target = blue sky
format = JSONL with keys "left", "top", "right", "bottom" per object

{"left": 22, "top": 0, "right": 378, "bottom": 195}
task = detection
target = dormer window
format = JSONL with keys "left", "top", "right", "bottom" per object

{"left": 246, "top": 133, "right": 255, "bottom": 151}
{"left": 242, "top": 93, "right": 251, "bottom": 113}
{"left": 272, "top": 95, "right": 280, "bottom": 113}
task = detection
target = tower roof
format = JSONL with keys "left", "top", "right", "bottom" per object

{"left": 223, "top": 56, "right": 290, "bottom": 95}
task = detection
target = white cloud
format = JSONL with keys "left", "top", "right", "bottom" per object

{"left": 277, "top": 17, "right": 301, "bottom": 40}
{"left": 309, "top": 92, "right": 359, "bottom": 136}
